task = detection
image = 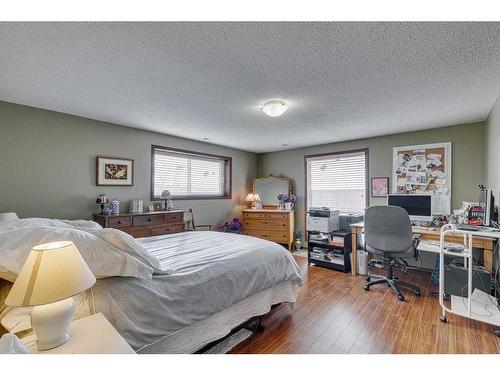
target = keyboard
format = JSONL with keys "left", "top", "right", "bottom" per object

{"left": 456, "top": 224, "right": 480, "bottom": 231}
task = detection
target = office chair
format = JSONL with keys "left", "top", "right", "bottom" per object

{"left": 363, "top": 205, "right": 421, "bottom": 302}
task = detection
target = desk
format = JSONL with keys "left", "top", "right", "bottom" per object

{"left": 350, "top": 222, "right": 495, "bottom": 276}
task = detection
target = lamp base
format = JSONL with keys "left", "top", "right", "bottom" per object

{"left": 31, "top": 297, "right": 75, "bottom": 351}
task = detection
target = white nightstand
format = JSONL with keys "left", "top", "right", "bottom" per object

{"left": 21, "top": 313, "right": 135, "bottom": 354}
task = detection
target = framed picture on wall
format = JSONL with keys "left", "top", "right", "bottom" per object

{"left": 371, "top": 177, "right": 389, "bottom": 197}
{"left": 96, "top": 156, "right": 134, "bottom": 186}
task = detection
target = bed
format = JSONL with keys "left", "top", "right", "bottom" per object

{"left": 0, "top": 217, "right": 302, "bottom": 353}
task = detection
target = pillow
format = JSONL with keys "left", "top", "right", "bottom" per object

{"left": 0, "top": 218, "right": 102, "bottom": 230}
{"left": 97, "top": 228, "right": 161, "bottom": 269}
{"left": 0, "top": 213, "right": 19, "bottom": 224}
{"left": 0, "top": 225, "right": 154, "bottom": 281}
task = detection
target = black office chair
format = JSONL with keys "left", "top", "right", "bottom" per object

{"left": 363, "top": 205, "right": 421, "bottom": 301}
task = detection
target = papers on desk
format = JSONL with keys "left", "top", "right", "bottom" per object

{"left": 451, "top": 289, "right": 500, "bottom": 326}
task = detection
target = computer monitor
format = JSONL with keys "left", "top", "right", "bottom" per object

{"left": 387, "top": 194, "right": 432, "bottom": 222}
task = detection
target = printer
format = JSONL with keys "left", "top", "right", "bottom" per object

{"left": 307, "top": 207, "right": 339, "bottom": 233}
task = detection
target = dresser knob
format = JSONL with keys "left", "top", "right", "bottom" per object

{"left": 148, "top": 218, "right": 152, "bottom": 221}
{"left": 117, "top": 221, "right": 122, "bottom": 224}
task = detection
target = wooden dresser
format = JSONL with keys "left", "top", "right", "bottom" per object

{"left": 242, "top": 209, "right": 294, "bottom": 250}
{"left": 93, "top": 210, "right": 184, "bottom": 238}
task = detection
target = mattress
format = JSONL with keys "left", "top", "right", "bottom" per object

{"left": 1, "top": 230, "right": 302, "bottom": 353}
{"left": 91, "top": 231, "right": 302, "bottom": 352}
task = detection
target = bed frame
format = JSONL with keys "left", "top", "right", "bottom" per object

{"left": 194, "top": 304, "right": 280, "bottom": 354}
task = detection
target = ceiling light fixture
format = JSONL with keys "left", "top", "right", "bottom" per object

{"left": 261, "top": 100, "right": 287, "bottom": 117}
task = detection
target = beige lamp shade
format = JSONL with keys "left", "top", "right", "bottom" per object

{"left": 254, "top": 194, "right": 261, "bottom": 202}
{"left": 245, "top": 193, "right": 257, "bottom": 202}
{"left": 5, "top": 241, "right": 96, "bottom": 307}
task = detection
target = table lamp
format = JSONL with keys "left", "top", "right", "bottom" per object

{"left": 5, "top": 241, "right": 96, "bottom": 350}
{"left": 245, "top": 193, "right": 261, "bottom": 210}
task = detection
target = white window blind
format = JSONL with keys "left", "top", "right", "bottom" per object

{"left": 306, "top": 151, "right": 367, "bottom": 213}
{"left": 152, "top": 147, "right": 229, "bottom": 199}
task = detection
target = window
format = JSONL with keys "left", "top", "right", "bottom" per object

{"left": 306, "top": 149, "right": 368, "bottom": 213}
{"left": 151, "top": 145, "right": 231, "bottom": 200}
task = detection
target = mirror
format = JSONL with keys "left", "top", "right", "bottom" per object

{"left": 253, "top": 175, "right": 291, "bottom": 208}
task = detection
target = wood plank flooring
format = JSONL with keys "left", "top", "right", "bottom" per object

{"left": 230, "top": 255, "right": 500, "bottom": 354}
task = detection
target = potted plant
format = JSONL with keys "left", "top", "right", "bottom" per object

{"left": 277, "top": 193, "right": 297, "bottom": 210}
{"left": 216, "top": 218, "right": 242, "bottom": 234}
{"left": 294, "top": 229, "right": 304, "bottom": 251}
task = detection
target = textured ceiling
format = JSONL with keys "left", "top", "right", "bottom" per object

{"left": 1, "top": 22, "right": 500, "bottom": 153}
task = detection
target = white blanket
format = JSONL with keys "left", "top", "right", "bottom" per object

{"left": 92, "top": 231, "right": 302, "bottom": 351}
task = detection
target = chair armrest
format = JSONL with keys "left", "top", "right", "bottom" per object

{"left": 195, "top": 224, "right": 212, "bottom": 231}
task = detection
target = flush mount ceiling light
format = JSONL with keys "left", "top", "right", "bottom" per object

{"left": 261, "top": 100, "right": 287, "bottom": 117}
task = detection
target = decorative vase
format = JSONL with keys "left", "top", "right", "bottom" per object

{"left": 285, "top": 202, "right": 294, "bottom": 210}
{"left": 110, "top": 200, "right": 120, "bottom": 215}
{"left": 294, "top": 239, "right": 302, "bottom": 251}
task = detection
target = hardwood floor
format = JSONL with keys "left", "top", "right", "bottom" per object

{"left": 230, "top": 255, "right": 500, "bottom": 354}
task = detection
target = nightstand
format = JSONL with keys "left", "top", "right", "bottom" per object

{"left": 21, "top": 313, "right": 135, "bottom": 354}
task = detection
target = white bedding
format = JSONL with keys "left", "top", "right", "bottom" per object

{"left": 0, "top": 218, "right": 154, "bottom": 280}
{"left": 91, "top": 231, "right": 302, "bottom": 352}
{"left": 0, "top": 219, "right": 302, "bottom": 353}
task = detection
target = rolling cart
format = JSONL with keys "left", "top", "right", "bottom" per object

{"left": 438, "top": 224, "right": 500, "bottom": 336}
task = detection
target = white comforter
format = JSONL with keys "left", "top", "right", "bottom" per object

{"left": 92, "top": 231, "right": 302, "bottom": 351}
{"left": 0, "top": 219, "right": 302, "bottom": 352}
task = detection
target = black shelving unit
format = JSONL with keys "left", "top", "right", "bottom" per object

{"left": 307, "top": 230, "right": 352, "bottom": 272}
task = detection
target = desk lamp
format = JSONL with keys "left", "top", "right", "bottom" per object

{"left": 6, "top": 241, "right": 96, "bottom": 350}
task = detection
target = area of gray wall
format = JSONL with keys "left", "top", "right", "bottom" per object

{"left": 0, "top": 101, "right": 258, "bottom": 225}
{"left": 486, "top": 93, "right": 500, "bottom": 201}
{"left": 259, "top": 122, "right": 485, "bottom": 230}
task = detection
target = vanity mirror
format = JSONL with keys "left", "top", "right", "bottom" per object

{"left": 253, "top": 175, "right": 292, "bottom": 209}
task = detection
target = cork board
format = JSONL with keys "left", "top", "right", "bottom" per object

{"left": 392, "top": 142, "right": 452, "bottom": 214}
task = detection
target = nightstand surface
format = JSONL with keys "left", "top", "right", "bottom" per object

{"left": 21, "top": 313, "right": 135, "bottom": 354}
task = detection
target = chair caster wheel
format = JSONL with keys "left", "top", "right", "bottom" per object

{"left": 397, "top": 295, "right": 405, "bottom": 302}
{"left": 439, "top": 316, "right": 447, "bottom": 323}
{"left": 364, "top": 285, "right": 369, "bottom": 291}
{"left": 366, "top": 276, "right": 370, "bottom": 281}
{"left": 414, "top": 290, "right": 421, "bottom": 296}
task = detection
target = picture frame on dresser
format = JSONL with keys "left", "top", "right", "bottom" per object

{"left": 96, "top": 156, "right": 134, "bottom": 186}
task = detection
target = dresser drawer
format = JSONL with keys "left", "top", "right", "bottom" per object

{"left": 265, "top": 212, "right": 289, "bottom": 220}
{"left": 243, "top": 219, "right": 271, "bottom": 229}
{"left": 244, "top": 229, "right": 272, "bottom": 240}
{"left": 166, "top": 212, "right": 184, "bottom": 224}
{"left": 133, "top": 214, "right": 165, "bottom": 227}
{"left": 269, "top": 231, "right": 290, "bottom": 242}
{"left": 270, "top": 220, "right": 289, "bottom": 230}
{"left": 243, "top": 212, "right": 266, "bottom": 219}
{"left": 107, "top": 216, "right": 132, "bottom": 228}
{"left": 151, "top": 224, "right": 184, "bottom": 236}
{"left": 123, "top": 227, "right": 151, "bottom": 238}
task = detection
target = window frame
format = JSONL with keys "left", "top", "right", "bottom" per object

{"left": 304, "top": 148, "right": 369, "bottom": 215}
{"left": 150, "top": 144, "right": 232, "bottom": 201}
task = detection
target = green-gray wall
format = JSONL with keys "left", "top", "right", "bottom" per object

{"left": 258, "top": 122, "right": 486, "bottom": 232}
{"left": 486, "top": 93, "right": 500, "bottom": 200}
{"left": 0, "top": 101, "right": 258, "bottom": 225}
{"left": 0, "top": 100, "right": 487, "bottom": 242}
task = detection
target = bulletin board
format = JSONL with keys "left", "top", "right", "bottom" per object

{"left": 392, "top": 142, "right": 452, "bottom": 214}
